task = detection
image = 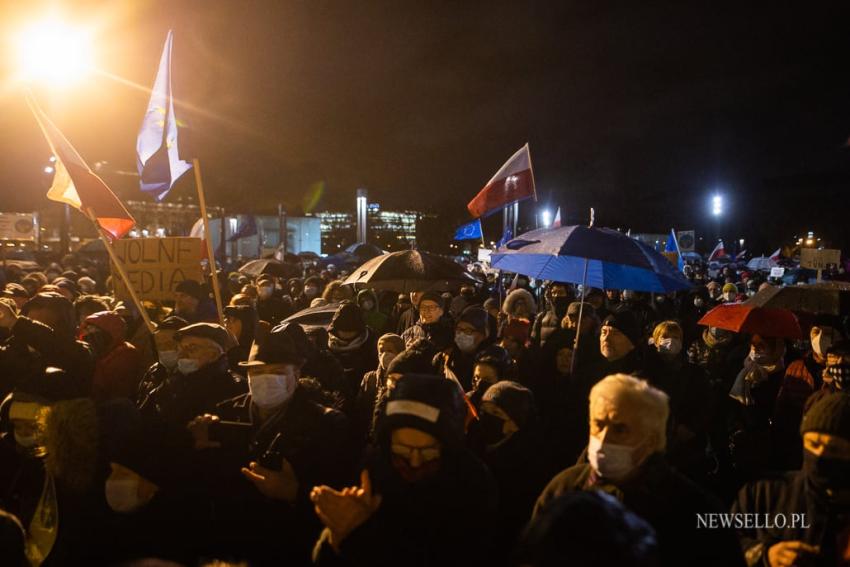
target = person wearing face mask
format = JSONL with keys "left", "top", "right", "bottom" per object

{"left": 223, "top": 303, "right": 258, "bottom": 374}
{"left": 475, "top": 380, "right": 551, "bottom": 560}
{"left": 135, "top": 315, "right": 188, "bottom": 407}
{"left": 774, "top": 318, "right": 847, "bottom": 469}
{"left": 804, "top": 340, "right": 850, "bottom": 413}
{"left": 644, "top": 321, "right": 713, "bottom": 483}
{"left": 502, "top": 288, "right": 537, "bottom": 326}
{"left": 534, "top": 374, "right": 745, "bottom": 567}
{"left": 355, "top": 333, "right": 405, "bottom": 444}
{"left": 79, "top": 311, "right": 144, "bottom": 402}
{"left": 189, "top": 325, "right": 350, "bottom": 563}
{"left": 466, "top": 345, "right": 513, "bottom": 412}
{"left": 255, "top": 274, "right": 293, "bottom": 326}
{"left": 311, "top": 373, "right": 497, "bottom": 566}
{"left": 139, "top": 323, "right": 244, "bottom": 428}
{"left": 530, "top": 282, "right": 574, "bottom": 349}
{"left": 721, "top": 283, "right": 740, "bottom": 304}
{"left": 327, "top": 301, "right": 379, "bottom": 398}
{"left": 443, "top": 306, "right": 492, "bottom": 391}
{"left": 733, "top": 392, "right": 850, "bottom": 567}
{"left": 356, "top": 289, "right": 388, "bottom": 335}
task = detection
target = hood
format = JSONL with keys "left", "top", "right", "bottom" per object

{"left": 503, "top": 288, "right": 537, "bottom": 318}
{"left": 82, "top": 310, "right": 126, "bottom": 351}
{"left": 357, "top": 288, "right": 379, "bottom": 308}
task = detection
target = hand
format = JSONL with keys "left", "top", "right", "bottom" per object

{"left": 766, "top": 541, "right": 819, "bottom": 567}
{"left": 186, "top": 414, "right": 222, "bottom": 450}
{"left": 0, "top": 301, "right": 18, "bottom": 330}
{"left": 311, "top": 470, "right": 382, "bottom": 551}
{"left": 242, "top": 459, "right": 299, "bottom": 503}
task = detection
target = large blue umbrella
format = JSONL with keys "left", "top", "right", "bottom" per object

{"left": 490, "top": 225, "right": 692, "bottom": 293}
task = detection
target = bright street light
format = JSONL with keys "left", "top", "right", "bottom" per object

{"left": 14, "top": 18, "right": 94, "bottom": 85}
{"left": 541, "top": 209, "right": 552, "bottom": 228}
{"left": 711, "top": 194, "right": 723, "bottom": 217}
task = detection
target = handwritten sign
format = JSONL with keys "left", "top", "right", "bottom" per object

{"left": 770, "top": 267, "right": 785, "bottom": 278}
{"left": 800, "top": 248, "right": 841, "bottom": 271}
{"left": 111, "top": 237, "right": 203, "bottom": 301}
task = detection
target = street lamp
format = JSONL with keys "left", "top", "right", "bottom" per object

{"left": 14, "top": 18, "right": 94, "bottom": 85}
{"left": 711, "top": 194, "right": 723, "bottom": 217}
{"left": 541, "top": 209, "right": 552, "bottom": 228}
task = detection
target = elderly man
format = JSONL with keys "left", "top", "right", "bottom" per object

{"left": 733, "top": 392, "right": 850, "bottom": 567}
{"left": 137, "top": 322, "right": 244, "bottom": 426}
{"left": 534, "top": 374, "right": 744, "bottom": 567}
{"left": 172, "top": 279, "right": 217, "bottom": 324}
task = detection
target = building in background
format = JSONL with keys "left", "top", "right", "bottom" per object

{"left": 316, "top": 202, "right": 424, "bottom": 253}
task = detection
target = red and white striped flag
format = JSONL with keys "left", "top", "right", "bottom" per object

{"left": 769, "top": 248, "right": 781, "bottom": 260}
{"left": 27, "top": 95, "right": 135, "bottom": 239}
{"left": 552, "top": 207, "right": 561, "bottom": 228}
{"left": 467, "top": 144, "right": 536, "bottom": 218}
{"left": 708, "top": 240, "right": 726, "bottom": 261}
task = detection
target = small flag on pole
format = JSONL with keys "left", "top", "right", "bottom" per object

{"left": 137, "top": 30, "right": 192, "bottom": 201}
{"left": 496, "top": 225, "right": 513, "bottom": 249}
{"left": 453, "top": 219, "right": 483, "bottom": 241}
{"left": 664, "top": 229, "right": 685, "bottom": 272}
{"left": 708, "top": 240, "right": 726, "bottom": 262}
{"left": 467, "top": 144, "right": 536, "bottom": 218}
{"left": 27, "top": 95, "right": 135, "bottom": 240}
{"left": 228, "top": 215, "right": 258, "bottom": 241}
{"left": 552, "top": 207, "right": 562, "bottom": 228}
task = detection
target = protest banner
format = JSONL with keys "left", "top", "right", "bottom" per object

{"left": 800, "top": 248, "right": 841, "bottom": 271}
{"left": 0, "top": 212, "right": 36, "bottom": 241}
{"left": 111, "top": 237, "right": 203, "bottom": 302}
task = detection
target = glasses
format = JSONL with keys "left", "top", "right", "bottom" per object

{"left": 391, "top": 443, "right": 441, "bottom": 462}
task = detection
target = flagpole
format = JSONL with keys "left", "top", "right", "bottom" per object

{"left": 570, "top": 257, "right": 589, "bottom": 375}
{"left": 85, "top": 210, "right": 155, "bottom": 334}
{"left": 192, "top": 158, "right": 225, "bottom": 325}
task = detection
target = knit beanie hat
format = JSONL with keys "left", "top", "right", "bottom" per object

{"left": 722, "top": 283, "right": 738, "bottom": 295}
{"left": 800, "top": 392, "right": 850, "bottom": 439}
{"left": 419, "top": 291, "right": 444, "bottom": 308}
{"left": 602, "top": 309, "right": 641, "bottom": 348}
{"left": 379, "top": 373, "right": 465, "bottom": 449}
{"left": 458, "top": 306, "right": 490, "bottom": 335}
{"left": 329, "top": 301, "right": 366, "bottom": 336}
{"left": 482, "top": 380, "right": 536, "bottom": 429}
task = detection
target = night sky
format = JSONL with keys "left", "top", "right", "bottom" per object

{"left": 1, "top": 1, "right": 849, "bottom": 253}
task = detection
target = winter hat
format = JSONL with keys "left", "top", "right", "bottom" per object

{"left": 274, "top": 321, "right": 317, "bottom": 359}
{"left": 483, "top": 298, "right": 500, "bottom": 312}
{"left": 567, "top": 301, "right": 594, "bottom": 317}
{"left": 174, "top": 279, "right": 204, "bottom": 301}
{"left": 474, "top": 345, "right": 513, "bottom": 380}
{"left": 2, "top": 283, "right": 28, "bottom": 299}
{"left": 458, "top": 306, "right": 489, "bottom": 335}
{"left": 811, "top": 314, "right": 844, "bottom": 332}
{"left": 380, "top": 373, "right": 466, "bottom": 449}
{"left": 156, "top": 315, "right": 189, "bottom": 332}
{"left": 329, "top": 301, "right": 366, "bottom": 336}
{"left": 602, "top": 309, "right": 641, "bottom": 348}
{"left": 800, "top": 392, "right": 850, "bottom": 439}
{"left": 387, "top": 344, "right": 439, "bottom": 376}
{"left": 240, "top": 323, "right": 306, "bottom": 367}
{"left": 175, "top": 322, "right": 237, "bottom": 351}
{"left": 257, "top": 273, "right": 275, "bottom": 286}
{"left": 722, "top": 283, "right": 738, "bottom": 295}
{"left": 482, "top": 380, "right": 536, "bottom": 429}
{"left": 419, "top": 291, "right": 444, "bottom": 307}
{"left": 378, "top": 333, "right": 405, "bottom": 354}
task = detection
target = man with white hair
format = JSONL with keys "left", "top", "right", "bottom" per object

{"left": 533, "top": 374, "right": 744, "bottom": 567}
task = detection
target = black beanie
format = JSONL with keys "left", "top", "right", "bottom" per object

{"left": 175, "top": 279, "right": 204, "bottom": 301}
{"left": 379, "top": 373, "right": 465, "bottom": 449}
{"left": 800, "top": 392, "right": 850, "bottom": 439}
{"left": 387, "top": 345, "right": 438, "bottom": 375}
{"left": 419, "top": 291, "right": 444, "bottom": 307}
{"left": 602, "top": 309, "right": 641, "bottom": 348}
{"left": 482, "top": 380, "right": 536, "bottom": 429}
{"left": 329, "top": 301, "right": 366, "bottom": 336}
{"left": 459, "top": 306, "right": 490, "bottom": 335}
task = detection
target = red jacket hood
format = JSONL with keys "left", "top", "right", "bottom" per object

{"left": 82, "top": 311, "right": 126, "bottom": 351}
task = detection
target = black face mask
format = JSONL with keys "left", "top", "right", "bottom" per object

{"left": 553, "top": 296, "right": 570, "bottom": 319}
{"left": 479, "top": 412, "right": 507, "bottom": 447}
{"left": 803, "top": 449, "right": 850, "bottom": 493}
{"left": 826, "top": 364, "right": 850, "bottom": 390}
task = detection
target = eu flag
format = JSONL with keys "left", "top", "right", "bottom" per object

{"left": 137, "top": 30, "right": 192, "bottom": 201}
{"left": 454, "top": 219, "right": 482, "bottom": 241}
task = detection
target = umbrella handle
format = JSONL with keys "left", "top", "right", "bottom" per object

{"left": 571, "top": 258, "right": 589, "bottom": 374}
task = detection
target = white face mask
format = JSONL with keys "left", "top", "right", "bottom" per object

{"left": 657, "top": 337, "right": 682, "bottom": 356}
{"left": 361, "top": 300, "right": 375, "bottom": 311}
{"left": 812, "top": 333, "right": 833, "bottom": 357}
{"left": 723, "top": 292, "right": 736, "bottom": 302}
{"left": 749, "top": 348, "right": 774, "bottom": 366}
{"left": 379, "top": 351, "right": 397, "bottom": 371}
{"left": 158, "top": 350, "right": 179, "bottom": 370}
{"left": 177, "top": 358, "right": 200, "bottom": 375}
{"left": 694, "top": 297, "right": 704, "bottom": 308}
{"left": 258, "top": 286, "right": 273, "bottom": 300}
{"left": 304, "top": 287, "right": 319, "bottom": 297}
{"left": 249, "top": 373, "right": 297, "bottom": 409}
{"left": 14, "top": 431, "right": 38, "bottom": 448}
{"left": 105, "top": 478, "right": 143, "bottom": 513}
{"left": 455, "top": 332, "right": 476, "bottom": 354}
{"left": 588, "top": 435, "right": 637, "bottom": 481}
{"left": 621, "top": 290, "right": 635, "bottom": 301}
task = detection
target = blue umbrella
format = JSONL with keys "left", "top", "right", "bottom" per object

{"left": 490, "top": 225, "right": 692, "bottom": 293}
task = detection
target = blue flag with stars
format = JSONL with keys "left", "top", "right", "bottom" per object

{"left": 137, "top": 30, "right": 192, "bottom": 201}
{"left": 453, "top": 219, "right": 482, "bottom": 241}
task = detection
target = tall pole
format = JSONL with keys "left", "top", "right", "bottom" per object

{"left": 356, "top": 188, "right": 368, "bottom": 243}
{"left": 278, "top": 203, "right": 287, "bottom": 256}
{"left": 219, "top": 207, "right": 227, "bottom": 265}
{"left": 60, "top": 203, "right": 71, "bottom": 255}
{"left": 192, "top": 158, "right": 225, "bottom": 325}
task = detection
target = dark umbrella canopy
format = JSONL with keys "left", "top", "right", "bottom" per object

{"left": 490, "top": 225, "right": 692, "bottom": 292}
{"left": 342, "top": 249, "right": 481, "bottom": 292}
{"left": 344, "top": 242, "right": 385, "bottom": 261}
{"left": 282, "top": 301, "right": 340, "bottom": 330}
{"left": 745, "top": 282, "right": 850, "bottom": 316}
{"left": 238, "top": 258, "right": 300, "bottom": 279}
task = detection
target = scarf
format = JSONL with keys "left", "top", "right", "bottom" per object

{"left": 328, "top": 331, "right": 369, "bottom": 353}
{"left": 702, "top": 327, "right": 732, "bottom": 350}
{"left": 729, "top": 350, "right": 785, "bottom": 406}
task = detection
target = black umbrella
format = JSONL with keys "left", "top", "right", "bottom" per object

{"left": 745, "top": 281, "right": 850, "bottom": 316}
{"left": 341, "top": 250, "right": 481, "bottom": 292}
{"left": 282, "top": 301, "right": 341, "bottom": 330}
{"left": 238, "top": 259, "right": 301, "bottom": 279}
{"left": 344, "top": 242, "right": 385, "bottom": 262}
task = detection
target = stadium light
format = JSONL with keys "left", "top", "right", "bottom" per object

{"left": 541, "top": 209, "right": 552, "bottom": 228}
{"left": 14, "top": 18, "right": 94, "bottom": 85}
{"left": 711, "top": 194, "right": 723, "bottom": 217}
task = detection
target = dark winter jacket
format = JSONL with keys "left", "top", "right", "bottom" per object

{"left": 82, "top": 311, "right": 144, "bottom": 401}
{"left": 534, "top": 454, "right": 746, "bottom": 567}
{"left": 328, "top": 328, "right": 379, "bottom": 398}
{"left": 256, "top": 296, "right": 293, "bottom": 326}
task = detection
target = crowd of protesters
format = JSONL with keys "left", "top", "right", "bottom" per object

{"left": 1, "top": 254, "right": 849, "bottom": 567}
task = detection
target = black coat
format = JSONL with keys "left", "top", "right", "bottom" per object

{"left": 534, "top": 454, "right": 746, "bottom": 567}
{"left": 256, "top": 296, "right": 293, "bottom": 326}
{"left": 314, "top": 445, "right": 499, "bottom": 567}
{"left": 136, "top": 355, "right": 246, "bottom": 427}
{"left": 732, "top": 470, "right": 850, "bottom": 567}
{"left": 328, "top": 329, "right": 379, "bottom": 398}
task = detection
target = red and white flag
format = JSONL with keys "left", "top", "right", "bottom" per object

{"left": 467, "top": 144, "right": 536, "bottom": 218}
{"left": 552, "top": 207, "right": 561, "bottom": 228}
{"left": 27, "top": 95, "right": 135, "bottom": 240}
{"left": 708, "top": 240, "right": 726, "bottom": 261}
{"left": 769, "top": 248, "right": 781, "bottom": 260}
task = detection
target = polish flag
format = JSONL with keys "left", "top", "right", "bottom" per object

{"left": 708, "top": 240, "right": 726, "bottom": 261}
{"left": 769, "top": 248, "right": 781, "bottom": 260}
{"left": 552, "top": 207, "right": 561, "bottom": 228}
{"left": 27, "top": 95, "right": 135, "bottom": 240}
{"left": 467, "top": 144, "right": 536, "bottom": 218}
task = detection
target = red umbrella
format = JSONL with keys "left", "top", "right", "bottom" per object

{"left": 697, "top": 303, "right": 802, "bottom": 339}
